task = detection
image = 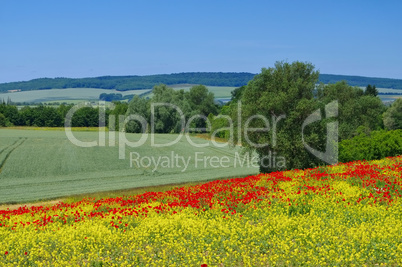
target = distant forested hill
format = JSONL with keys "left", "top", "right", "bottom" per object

{"left": 1, "top": 72, "right": 402, "bottom": 92}
{"left": 0, "top": 73, "right": 255, "bottom": 92}
{"left": 319, "top": 74, "right": 402, "bottom": 89}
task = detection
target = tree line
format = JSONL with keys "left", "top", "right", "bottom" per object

{"left": 0, "top": 101, "right": 128, "bottom": 128}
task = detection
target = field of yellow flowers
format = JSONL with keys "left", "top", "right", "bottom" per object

{"left": 1, "top": 156, "right": 402, "bottom": 266}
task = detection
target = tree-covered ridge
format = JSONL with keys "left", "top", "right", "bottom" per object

{"left": 0, "top": 73, "right": 255, "bottom": 92}
{"left": 319, "top": 74, "right": 402, "bottom": 89}
{"left": 1, "top": 72, "right": 402, "bottom": 92}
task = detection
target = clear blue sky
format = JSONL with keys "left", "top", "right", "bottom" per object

{"left": 1, "top": 0, "right": 401, "bottom": 83}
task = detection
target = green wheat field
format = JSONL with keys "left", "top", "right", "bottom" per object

{"left": 0, "top": 128, "right": 258, "bottom": 204}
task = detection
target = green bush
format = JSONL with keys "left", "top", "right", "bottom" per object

{"left": 339, "top": 129, "right": 402, "bottom": 162}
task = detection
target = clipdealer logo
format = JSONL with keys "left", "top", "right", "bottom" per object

{"left": 64, "top": 100, "right": 338, "bottom": 171}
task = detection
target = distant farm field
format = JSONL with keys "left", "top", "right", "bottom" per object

{"left": 0, "top": 88, "right": 150, "bottom": 103}
{"left": 358, "top": 87, "right": 402, "bottom": 102}
{"left": 0, "top": 129, "right": 258, "bottom": 204}
{"left": 0, "top": 85, "right": 236, "bottom": 104}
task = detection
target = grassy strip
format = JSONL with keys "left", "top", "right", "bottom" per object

{"left": 4, "top": 126, "right": 108, "bottom": 131}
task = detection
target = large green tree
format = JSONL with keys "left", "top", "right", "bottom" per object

{"left": 185, "top": 85, "right": 218, "bottom": 130}
{"left": 238, "top": 63, "right": 386, "bottom": 173}
{"left": 239, "top": 61, "right": 326, "bottom": 172}
{"left": 125, "top": 96, "right": 150, "bottom": 133}
{"left": 150, "top": 84, "right": 189, "bottom": 133}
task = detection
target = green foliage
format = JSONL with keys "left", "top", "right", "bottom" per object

{"left": 185, "top": 85, "right": 218, "bottom": 130}
{"left": 230, "top": 85, "right": 246, "bottom": 103}
{"left": 0, "top": 103, "right": 19, "bottom": 126}
{"left": 317, "top": 81, "right": 385, "bottom": 140}
{"left": 57, "top": 104, "right": 74, "bottom": 121}
{"left": 108, "top": 102, "right": 128, "bottom": 131}
{"left": 125, "top": 84, "right": 218, "bottom": 134}
{"left": 19, "top": 105, "right": 63, "bottom": 127}
{"left": 0, "top": 113, "right": 6, "bottom": 127}
{"left": 125, "top": 96, "right": 150, "bottom": 133}
{"left": 209, "top": 105, "right": 232, "bottom": 139}
{"left": 364, "top": 84, "right": 378, "bottom": 96}
{"left": 383, "top": 98, "right": 402, "bottom": 130}
{"left": 150, "top": 84, "right": 188, "bottom": 133}
{"left": 0, "top": 102, "right": 118, "bottom": 128}
{"left": 239, "top": 61, "right": 323, "bottom": 173}
{"left": 339, "top": 130, "right": 402, "bottom": 162}
{"left": 71, "top": 107, "right": 100, "bottom": 127}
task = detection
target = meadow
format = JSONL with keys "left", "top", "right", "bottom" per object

{"left": 0, "top": 155, "right": 401, "bottom": 266}
{"left": 0, "top": 129, "right": 258, "bottom": 204}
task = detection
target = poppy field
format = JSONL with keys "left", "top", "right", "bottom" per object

{"left": 1, "top": 156, "right": 402, "bottom": 266}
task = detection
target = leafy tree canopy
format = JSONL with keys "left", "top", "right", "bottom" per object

{"left": 383, "top": 98, "right": 402, "bottom": 130}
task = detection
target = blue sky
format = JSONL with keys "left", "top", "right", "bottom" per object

{"left": 0, "top": 1, "right": 401, "bottom": 83}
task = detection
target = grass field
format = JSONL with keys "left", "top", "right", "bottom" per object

{"left": 0, "top": 129, "right": 258, "bottom": 204}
